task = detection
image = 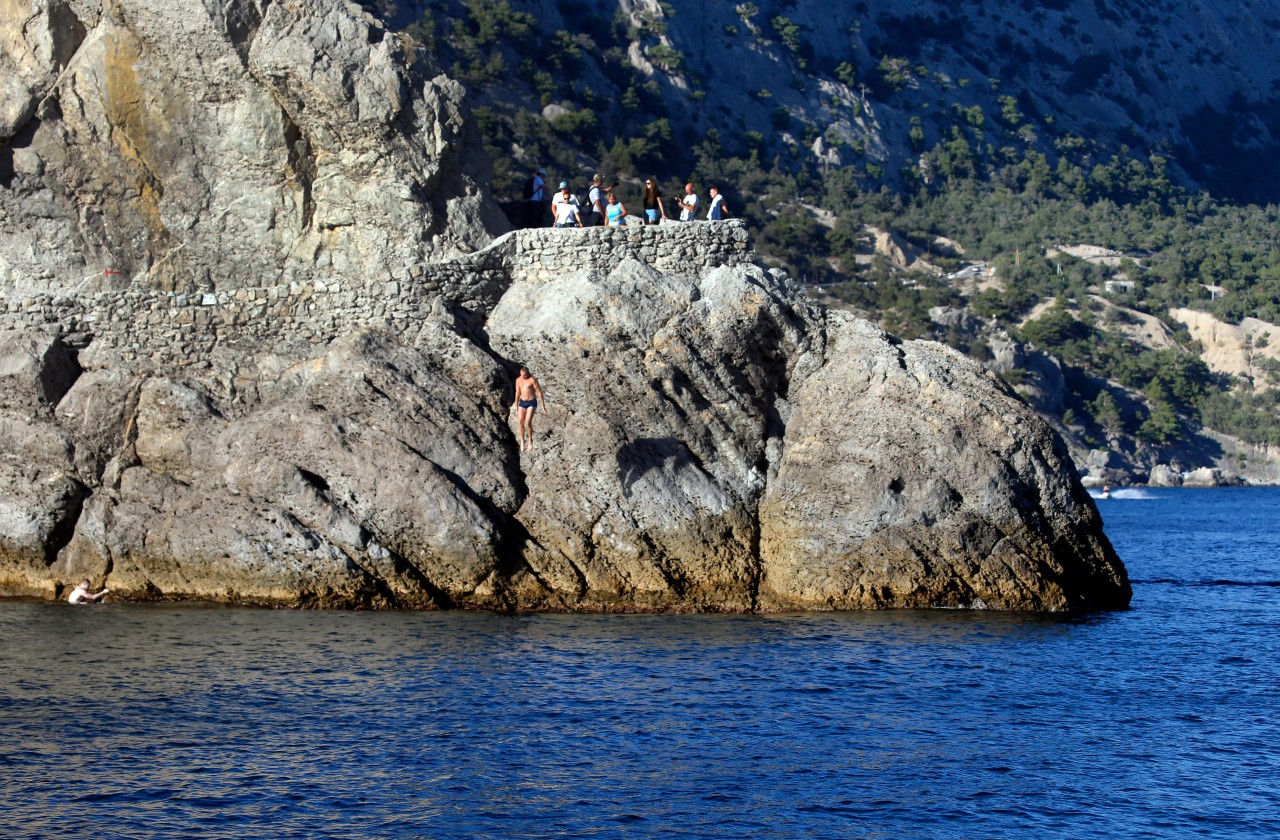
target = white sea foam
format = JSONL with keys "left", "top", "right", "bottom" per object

{"left": 1089, "top": 487, "right": 1156, "bottom": 500}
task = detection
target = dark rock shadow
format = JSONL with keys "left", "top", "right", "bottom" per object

{"left": 617, "top": 437, "right": 697, "bottom": 497}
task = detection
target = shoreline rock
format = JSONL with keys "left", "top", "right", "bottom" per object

{"left": 0, "top": 1, "right": 1130, "bottom": 612}
{"left": 0, "top": 245, "right": 1130, "bottom": 612}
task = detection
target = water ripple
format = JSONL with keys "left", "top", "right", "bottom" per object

{"left": 1, "top": 489, "right": 1279, "bottom": 838}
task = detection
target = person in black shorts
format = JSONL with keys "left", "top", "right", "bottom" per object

{"left": 512, "top": 366, "right": 546, "bottom": 453}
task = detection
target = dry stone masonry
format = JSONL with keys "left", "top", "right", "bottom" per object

{"left": 0, "top": 222, "right": 753, "bottom": 370}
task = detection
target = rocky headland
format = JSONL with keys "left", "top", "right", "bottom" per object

{"left": 0, "top": 0, "right": 1130, "bottom": 611}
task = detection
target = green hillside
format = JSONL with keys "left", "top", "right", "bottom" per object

{"left": 361, "top": 0, "right": 1280, "bottom": 478}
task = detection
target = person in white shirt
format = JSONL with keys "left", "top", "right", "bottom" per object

{"left": 551, "top": 180, "right": 568, "bottom": 207}
{"left": 67, "top": 579, "right": 109, "bottom": 604}
{"left": 706, "top": 186, "right": 727, "bottom": 220}
{"left": 523, "top": 168, "right": 547, "bottom": 227}
{"left": 679, "top": 182, "right": 698, "bottom": 221}
{"left": 554, "top": 187, "right": 583, "bottom": 227}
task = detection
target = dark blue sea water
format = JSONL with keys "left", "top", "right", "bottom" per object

{"left": 2, "top": 487, "right": 1279, "bottom": 838}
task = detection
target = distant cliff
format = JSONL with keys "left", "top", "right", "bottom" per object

{"left": 0, "top": 0, "right": 1129, "bottom": 611}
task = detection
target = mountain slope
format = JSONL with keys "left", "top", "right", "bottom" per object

{"left": 365, "top": 0, "right": 1280, "bottom": 202}
{"left": 356, "top": 0, "right": 1280, "bottom": 483}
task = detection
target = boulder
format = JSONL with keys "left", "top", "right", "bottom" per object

{"left": 1148, "top": 464, "right": 1183, "bottom": 487}
{"left": 0, "top": 254, "right": 1131, "bottom": 612}
{"left": 757, "top": 314, "right": 1127, "bottom": 612}
{"left": 986, "top": 331, "right": 1067, "bottom": 416}
{"left": 1181, "top": 467, "right": 1244, "bottom": 487}
{"left": 485, "top": 261, "right": 814, "bottom": 611}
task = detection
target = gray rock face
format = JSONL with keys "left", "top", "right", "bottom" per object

{"left": 759, "top": 314, "right": 1123, "bottom": 611}
{"left": 987, "top": 332, "right": 1067, "bottom": 416}
{"left": 47, "top": 327, "right": 523, "bottom": 607}
{"left": 1181, "top": 467, "right": 1244, "bottom": 488}
{"left": 0, "top": 249, "right": 1129, "bottom": 611}
{"left": 485, "top": 261, "right": 812, "bottom": 611}
{"left": 0, "top": 2, "right": 1129, "bottom": 612}
{"left": 0, "top": 0, "right": 506, "bottom": 297}
{"left": 1148, "top": 464, "right": 1183, "bottom": 487}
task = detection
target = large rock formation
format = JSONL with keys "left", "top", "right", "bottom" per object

{"left": 0, "top": 0, "right": 1130, "bottom": 611}
{"left": 1, "top": 0, "right": 504, "bottom": 296}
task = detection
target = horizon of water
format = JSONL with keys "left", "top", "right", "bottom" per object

{"left": 2, "top": 487, "right": 1279, "bottom": 838}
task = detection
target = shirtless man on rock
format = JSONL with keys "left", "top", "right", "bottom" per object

{"left": 512, "top": 366, "right": 546, "bottom": 453}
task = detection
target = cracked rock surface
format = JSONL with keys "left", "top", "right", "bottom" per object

{"left": 0, "top": 263, "right": 1130, "bottom": 611}
{"left": 0, "top": 1, "right": 1130, "bottom": 611}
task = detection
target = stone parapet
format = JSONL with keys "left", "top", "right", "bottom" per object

{"left": 0, "top": 221, "right": 753, "bottom": 370}
{"left": 505, "top": 218, "right": 752, "bottom": 282}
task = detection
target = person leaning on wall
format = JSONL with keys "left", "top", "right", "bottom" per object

{"left": 706, "top": 186, "right": 728, "bottom": 220}
{"left": 553, "top": 185, "right": 584, "bottom": 228}
{"left": 605, "top": 192, "right": 628, "bottom": 226}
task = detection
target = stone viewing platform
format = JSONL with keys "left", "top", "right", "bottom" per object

{"left": 0, "top": 220, "right": 752, "bottom": 369}
{"left": 504, "top": 218, "right": 753, "bottom": 282}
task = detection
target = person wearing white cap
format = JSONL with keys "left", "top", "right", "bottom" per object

{"left": 551, "top": 180, "right": 569, "bottom": 208}
{"left": 552, "top": 180, "right": 581, "bottom": 214}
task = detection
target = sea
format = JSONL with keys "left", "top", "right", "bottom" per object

{"left": 2, "top": 487, "right": 1278, "bottom": 839}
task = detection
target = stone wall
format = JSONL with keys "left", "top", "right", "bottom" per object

{"left": 0, "top": 220, "right": 752, "bottom": 369}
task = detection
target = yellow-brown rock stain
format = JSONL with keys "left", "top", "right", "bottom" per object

{"left": 103, "top": 23, "right": 167, "bottom": 242}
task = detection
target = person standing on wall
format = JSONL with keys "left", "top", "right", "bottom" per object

{"left": 587, "top": 174, "right": 616, "bottom": 226}
{"left": 679, "top": 182, "right": 698, "bottom": 222}
{"left": 522, "top": 168, "right": 547, "bottom": 228}
{"left": 706, "top": 186, "right": 727, "bottom": 220}
{"left": 642, "top": 178, "right": 666, "bottom": 225}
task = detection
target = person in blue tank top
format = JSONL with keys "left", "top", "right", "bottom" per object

{"left": 605, "top": 193, "right": 628, "bottom": 226}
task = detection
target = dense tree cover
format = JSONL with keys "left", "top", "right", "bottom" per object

{"left": 1201, "top": 389, "right": 1280, "bottom": 447}
{"left": 1016, "top": 304, "right": 1218, "bottom": 445}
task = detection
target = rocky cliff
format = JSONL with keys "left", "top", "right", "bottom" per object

{"left": 0, "top": 0, "right": 1130, "bottom": 611}
{"left": 1, "top": 0, "right": 505, "bottom": 297}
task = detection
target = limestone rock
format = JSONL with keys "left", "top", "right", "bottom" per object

{"left": 50, "top": 329, "right": 529, "bottom": 607}
{"left": 1181, "top": 467, "right": 1244, "bottom": 487}
{"left": 0, "top": 0, "right": 506, "bottom": 296}
{"left": 986, "top": 331, "right": 1067, "bottom": 416}
{"left": 0, "top": 2, "right": 1129, "bottom": 613}
{"left": 0, "top": 232, "right": 1131, "bottom": 611}
{"left": 486, "top": 260, "right": 816, "bottom": 610}
{"left": 0, "top": 329, "right": 82, "bottom": 413}
{"left": 758, "top": 314, "right": 1128, "bottom": 612}
{"left": 1079, "top": 448, "right": 1136, "bottom": 487}
{"left": 0, "top": 330, "right": 88, "bottom": 596}
{"left": 0, "top": 0, "right": 90, "bottom": 139}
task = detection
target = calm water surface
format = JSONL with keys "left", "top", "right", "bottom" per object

{"left": 2, "top": 487, "right": 1279, "bottom": 838}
